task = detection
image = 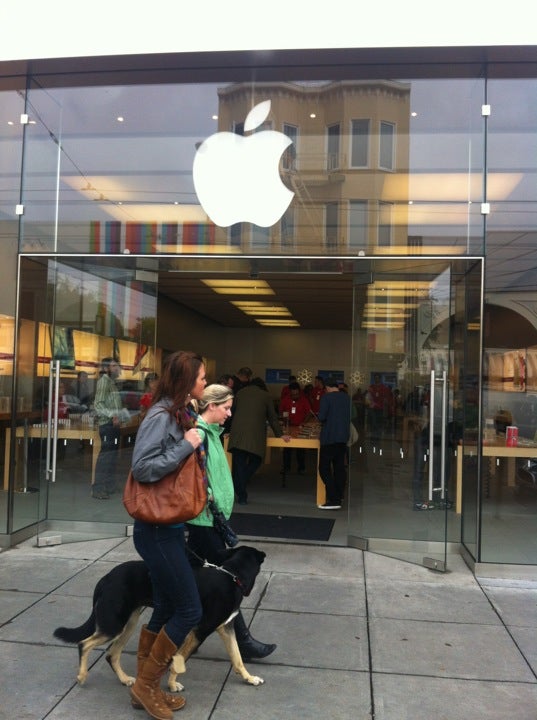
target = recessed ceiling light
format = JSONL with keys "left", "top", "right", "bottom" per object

{"left": 362, "top": 321, "right": 405, "bottom": 329}
{"left": 310, "top": 113, "right": 316, "bottom": 119}
{"left": 202, "top": 279, "right": 275, "bottom": 295}
{"left": 232, "top": 301, "right": 290, "bottom": 313}
{"left": 117, "top": 116, "right": 124, "bottom": 122}
{"left": 256, "top": 319, "right": 300, "bottom": 327}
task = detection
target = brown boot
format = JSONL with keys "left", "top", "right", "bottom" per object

{"left": 130, "top": 628, "right": 185, "bottom": 720}
{"left": 131, "top": 625, "right": 186, "bottom": 712}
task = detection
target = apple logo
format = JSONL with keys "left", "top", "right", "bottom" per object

{"left": 193, "top": 100, "right": 294, "bottom": 228}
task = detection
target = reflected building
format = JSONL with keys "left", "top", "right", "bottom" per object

{"left": 214, "top": 80, "right": 411, "bottom": 253}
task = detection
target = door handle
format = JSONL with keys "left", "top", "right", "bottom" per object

{"left": 46, "top": 360, "right": 60, "bottom": 481}
{"left": 428, "top": 369, "right": 448, "bottom": 502}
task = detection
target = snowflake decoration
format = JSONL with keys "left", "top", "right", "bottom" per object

{"left": 350, "top": 370, "right": 365, "bottom": 388}
{"left": 297, "top": 368, "right": 313, "bottom": 385}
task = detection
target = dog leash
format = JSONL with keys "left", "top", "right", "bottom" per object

{"left": 187, "top": 546, "right": 248, "bottom": 595}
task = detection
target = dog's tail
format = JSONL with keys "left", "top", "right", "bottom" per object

{"left": 54, "top": 611, "right": 96, "bottom": 644}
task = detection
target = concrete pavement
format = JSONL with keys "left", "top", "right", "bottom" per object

{"left": 1, "top": 537, "right": 536, "bottom": 720}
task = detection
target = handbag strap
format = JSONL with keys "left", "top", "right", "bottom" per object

{"left": 176, "top": 404, "right": 209, "bottom": 490}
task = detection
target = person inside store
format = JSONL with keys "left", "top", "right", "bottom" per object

{"left": 217, "top": 373, "right": 235, "bottom": 390}
{"left": 351, "top": 386, "right": 366, "bottom": 433}
{"left": 46, "top": 380, "right": 70, "bottom": 421}
{"left": 76, "top": 370, "right": 93, "bottom": 407}
{"left": 317, "top": 378, "right": 351, "bottom": 510}
{"left": 139, "top": 372, "right": 159, "bottom": 419}
{"left": 129, "top": 350, "right": 207, "bottom": 718}
{"left": 308, "top": 375, "right": 326, "bottom": 416}
{"left": 231, "top": 366, "right": 252, "bottom": 394}
{"left": 92, "top": 357, "right": 124, "bottom": 499}
{"left": 228, "top": 376, "right": 290, "bottom": 504}
{"left": 279, "top": 374, "right": 297, "bottom": 402}
{"left": 217, "top": 373, "right": 235, "bottom": 436}
{"left": 186, "top": 383, "right": 277, "bottom": 660}
{"left": 45, "top": 380, "right": 71, "bottom": 460}
{"left": 279, "top": 380, "right": 314, "bottom": 475}
{"left": 412, "top": 382, "right": 455, "bottom": 511}
{"left": 366, "top": 373, "right": 392, "bottom": 441}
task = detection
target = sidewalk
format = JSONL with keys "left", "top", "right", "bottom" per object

{"left": 1, "top": 536, "right": 536, "bottom": 720}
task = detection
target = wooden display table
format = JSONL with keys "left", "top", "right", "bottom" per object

{"left": 224, "top": 424, "right": 325, "bottom": 505}
{"left": 455, "top": 436, "right": 537, "bottom": 514}
{"left": 3, "top": 418, "right": 140, "bottom": 490}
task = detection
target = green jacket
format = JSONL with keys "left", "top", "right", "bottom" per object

{"left": 93, "top": 373, "right": 122, "bottom": 426}
{"left": 189, "top": 417, "right": 235, "bottom": 525}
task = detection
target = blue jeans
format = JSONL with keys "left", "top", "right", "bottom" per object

{"left": 93, "top": 422, "right": 120, "bottom": 494}
{"left": 133, "top": 520, "right": 202, "bottom": 647}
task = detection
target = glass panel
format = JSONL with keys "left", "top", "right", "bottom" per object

{"left": 480, "top": 78, "right": 537, "bottom": 564}
{"left": 11, "top": 79, "right": 64, "bottom": 536}
{"left": 348, "top": 258, "right": 459, "bottom": 568}
{"left": 18, "top": 78, "right": 485, "bottom": 260}
{"left": 0, "top": 88, "right": 24, "bottom": 535}
{"left": 19, "top": 81, "right": 62, "bottom": 252}
{"left": 13, "top": 256, "right": 158, "bottom": 543}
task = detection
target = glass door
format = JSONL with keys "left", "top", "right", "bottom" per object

{"left": 11, "top": 255, "right": 158, "bottom": 544}
{"left": 348, "top": 257, "right": 482, "bottom": 570}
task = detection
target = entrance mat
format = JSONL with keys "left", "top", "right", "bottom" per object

{"left": 230, "top": 513, "right": 334, "bottom": 541}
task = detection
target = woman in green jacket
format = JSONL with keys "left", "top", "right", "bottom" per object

{"left": 186, "top": 383, "right": 277, "bottom": 661}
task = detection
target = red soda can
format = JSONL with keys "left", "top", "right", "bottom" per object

{"left": 506, "top": 426, "right": 518, "bottom": 447}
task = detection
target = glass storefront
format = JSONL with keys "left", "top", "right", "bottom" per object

{"left": 0, "top": 61, "right": 536, "bottom": 570}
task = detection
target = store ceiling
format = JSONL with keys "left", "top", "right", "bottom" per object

{"left": 155, "top": 230, "right": 537, "bottom": 332}
{"left": 157, "top": 268, "right": 365, "bottom": 331}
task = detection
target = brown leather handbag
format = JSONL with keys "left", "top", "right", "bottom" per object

{"left": 123, "top": 450, "right": 207, "bottom": 524}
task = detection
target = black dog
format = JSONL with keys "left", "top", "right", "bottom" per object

{"left": 54, "top": 545, "right": 267, "bottom": 689}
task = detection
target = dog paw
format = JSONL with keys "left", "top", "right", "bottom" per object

{"left": 171, "top": 655, "right": 186, "bottom": 674}
{"left": 76, "top": 674, "right": 87, "bottom": 686}
{"left": 246, "top": 675, "right": 264, "bottom": 686}
{"left": 167, "top": 680, "right": 185, "bottom": 693}
{"left": 123, "top": 675, "right": 136, "bottom": 687}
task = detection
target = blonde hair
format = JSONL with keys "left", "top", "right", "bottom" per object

{"left": 198, "top": 383, "right": 234, "bottom": 412}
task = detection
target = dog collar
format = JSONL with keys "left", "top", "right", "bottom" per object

{"left": 202, "top": 560, "right": 249, "bottom": 596}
